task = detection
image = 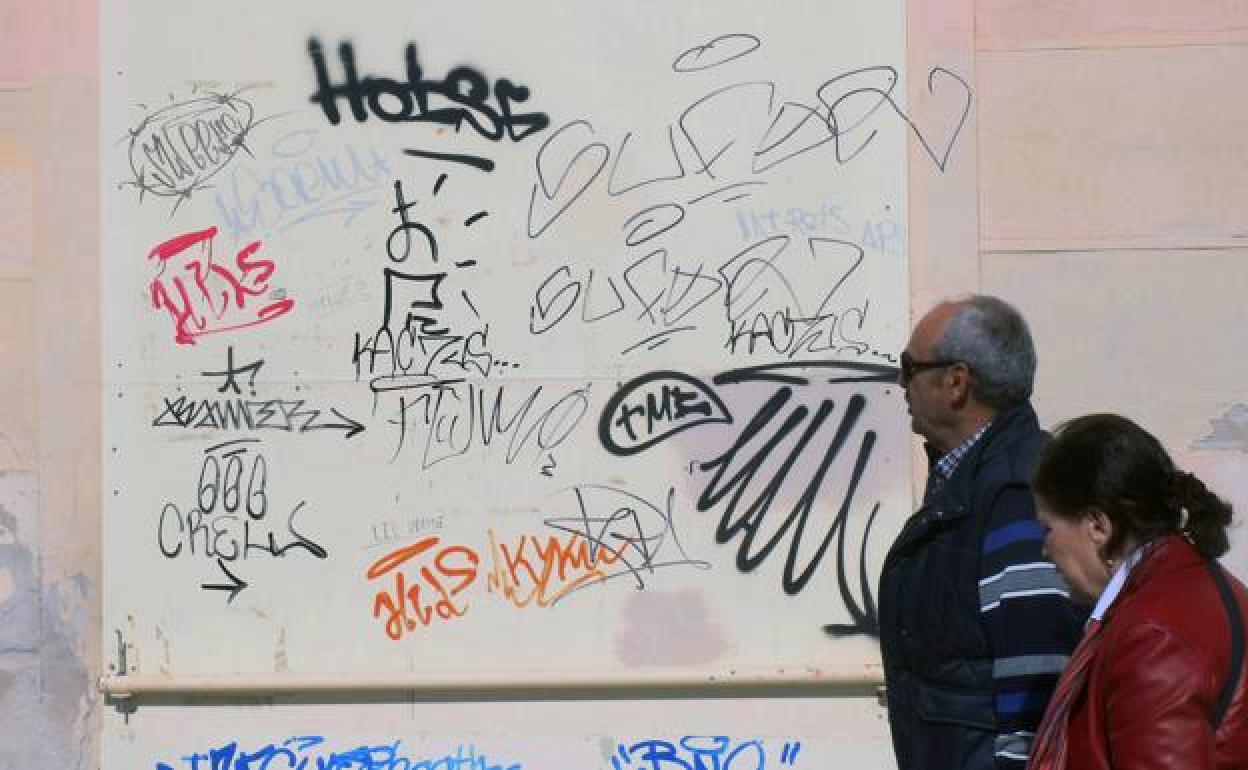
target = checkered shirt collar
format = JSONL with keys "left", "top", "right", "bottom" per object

{"left": 934, "top": 422, "right": 992, "bottom": 481}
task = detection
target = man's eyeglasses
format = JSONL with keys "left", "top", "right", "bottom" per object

{"left": 898, "top": 351, "right": 960, "bottom": 386}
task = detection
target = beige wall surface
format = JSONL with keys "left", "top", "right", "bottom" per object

{"left": 1, "top": 1, "right": 101, "bottom": 768}
{"left": 975, "top": 10, "right": 1248, "bottom": 581}
{"left": 2, "top": 1, "right": 1247, "bottom": 767}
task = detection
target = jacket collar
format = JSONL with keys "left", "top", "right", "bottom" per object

{"left": 886, "top": 403, "right": 1042, "bottom": 560}
{"left": 924, "top": 402, "right": 1041, "bottom": 507}
{"left": 1102, "top": 534, "right": 1205, "bottom": 625}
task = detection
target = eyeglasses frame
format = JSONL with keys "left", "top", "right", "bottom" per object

{"left": 898, "top": 351, "right": 964, "bottom": 386}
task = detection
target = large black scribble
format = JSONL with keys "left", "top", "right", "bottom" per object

{"left": 307, "top": 39, "right": 550, "bottom": 142}
{"left": 600, "top": 361, "right": 898, "bottom": 636}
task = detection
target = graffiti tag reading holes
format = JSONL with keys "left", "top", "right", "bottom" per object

{"left": 158, "top": 442, "right": 326, "bottom": 564}
{"left": 148, "top": 226, "right": 295, "bottom": 346}
{"left": 367, "top": 536, "right": 479, "bottom": 640}
{"left": 307, "top": 39, "right": 549, "bottom": 142}
{"left": 126, "top": 90, "right": 257, "bottom": 205}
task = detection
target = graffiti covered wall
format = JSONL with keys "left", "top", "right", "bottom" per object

{"left": 98, "top": 1, "right": 975, "bottom": 767}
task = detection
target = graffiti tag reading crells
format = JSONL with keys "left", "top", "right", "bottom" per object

{"left": 308, "top": 38, "right": 550, "bottom": 142}
{"left": 157, "top": 440, "right": 328, "bottom": 603}
{"left": 125, "top": 90, "right": 259, "bottom": 211}
{"left": 148, "top": 226, "right": 295, "bottom": 345}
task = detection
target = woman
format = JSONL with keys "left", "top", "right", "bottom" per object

{"left": 1027, "top": 413, "right": 1248, "bottom": 769}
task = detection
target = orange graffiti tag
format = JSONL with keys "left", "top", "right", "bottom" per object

{"left": 485, "top": 529, "right": 625, "bottom": 608}
{"left": 366, "top": 535, "right": 479, "bottom": 641}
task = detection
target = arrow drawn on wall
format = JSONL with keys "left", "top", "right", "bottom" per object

{"left": 303, "top": 408, "right": 367, "bottom": 438}
{"left": 202, "top": 559, "right": 248, "bottom": 603}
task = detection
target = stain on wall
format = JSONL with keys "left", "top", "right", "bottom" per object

{"left": 0, "top": 472, "right": 97, "bottom": 769}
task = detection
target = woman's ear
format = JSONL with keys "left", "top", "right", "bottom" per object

{"left": 1086, "top": 508, "right": 1116, "bottom": 564}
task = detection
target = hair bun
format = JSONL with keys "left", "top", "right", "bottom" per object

{"left": 1164, "top": 470, "right": 1205, "bottom": 510}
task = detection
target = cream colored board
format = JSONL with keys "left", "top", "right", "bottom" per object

{"left": 100, "top": 0, "right": 917, "bottom": 683}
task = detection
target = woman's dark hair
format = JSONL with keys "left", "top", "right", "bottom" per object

{"left": 1032, "top": 413, "right": 1233, "bottom": 559}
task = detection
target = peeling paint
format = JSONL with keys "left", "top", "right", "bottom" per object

{"left": 0, "top": 570, "right": 97, "bottom": 770}
{"left": 0, "top": 506, "right": 40, "bottom": 651}
{"left": 1192, "top": 403, "right": 1248, "bottom": 451}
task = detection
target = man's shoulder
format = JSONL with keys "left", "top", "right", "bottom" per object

{"left": 970, "top": 404, "right": 1047, "bottom": 490}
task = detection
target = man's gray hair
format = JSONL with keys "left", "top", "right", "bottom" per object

{"left": 932, "top": 295, "right": 1036, "bottom": 408}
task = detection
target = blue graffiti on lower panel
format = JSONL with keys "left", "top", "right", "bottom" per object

{"left": 613, "top": 737, "right": 801, "bottom": 770}
{"left": 155, "top": 737, "right": 521, "bottom": 770}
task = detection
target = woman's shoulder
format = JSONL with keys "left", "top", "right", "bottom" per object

{"left": 1105, "top": 538, "right": 1240, "bottom": 669}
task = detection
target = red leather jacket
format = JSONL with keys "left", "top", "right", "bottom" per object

{"left": 1062, "top": 535, "right": 1248, "bottom": 769}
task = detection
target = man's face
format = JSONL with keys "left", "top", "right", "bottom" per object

{"left": 901, "top": 303, "right": 959, "bottom": 449}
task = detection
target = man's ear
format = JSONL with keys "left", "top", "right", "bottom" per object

{"left": 947, "top": 361, "right": 972, "bottom": 407}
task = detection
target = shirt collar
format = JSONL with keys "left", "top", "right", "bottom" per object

{"left": 1089, "top": 542, "right": 1151, "bottom": 624}
{"left": 934, "top": 422, "right": 991, "bottom": 480}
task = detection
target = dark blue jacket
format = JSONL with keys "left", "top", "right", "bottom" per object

{"left": 879, "top": 403, "right": 1083, "bottom": 770}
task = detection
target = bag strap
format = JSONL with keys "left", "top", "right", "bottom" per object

{"left": 1205, "top": 559, "right": 1244, "bottom": 727}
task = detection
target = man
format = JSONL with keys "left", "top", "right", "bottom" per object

{"left": 879, "top": 295, "right": 1083, "bottom": 770}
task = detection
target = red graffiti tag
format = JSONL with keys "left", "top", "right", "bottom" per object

{"left": 148, "top": 225, "right": 295, "bottom": 345}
